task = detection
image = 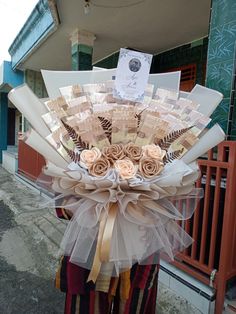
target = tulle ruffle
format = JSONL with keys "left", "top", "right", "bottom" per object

{"left": 40, "top": 159, "right": 203, "bottom": 277}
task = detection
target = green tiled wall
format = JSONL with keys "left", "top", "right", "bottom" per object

{"left": 24, "top": 69, "right": 48, "bottom": 132}
{"left": 94, "top": 41, "right": 208, "bottom": 87}
{"left": 71, "top": 44, "right": 93, "bottom": 71}
{"left": 94, "top": 51, "right": 120, "bottom": 69}
{"left": 24, "top": 69, "right": 48, "bottom": 98}
{"left": 206, "top": 0, "right": 236, "bottom": 138}
{"left": 152, "top": 37, "right": 208, "bottom": 86}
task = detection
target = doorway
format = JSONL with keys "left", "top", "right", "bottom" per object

{"left": 7, "top": 108, "right": 16, "bottom": 145}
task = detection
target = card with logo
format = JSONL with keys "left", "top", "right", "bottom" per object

{"left": 113, "top": 48, "right": 153, "bottom": 102}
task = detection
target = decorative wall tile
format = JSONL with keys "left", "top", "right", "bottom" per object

{"left": 71, "top": 52, "right": 78, "bottom": 71}
{"left": 71, "top": 44, "right": 93, "bottom": 70}
{"left": 209, "top": 98, "right": 230, "bottom": 133}
{"left": 78, "top": 44, "right": 93, "bottom": 55}
{"left": 208, "top": 22, "right": 236, "bottom": 65}
{"left": 78, "top": 52, "right": 92, "bottom": 67}
{"left": 206, "top": 60, "right": 233, "bottom": 97}
{"left": 206, "top": 0, "right": 236, "bottom": 138}
{"left": 211, "top": 0, "right": 236, "bottom": 29}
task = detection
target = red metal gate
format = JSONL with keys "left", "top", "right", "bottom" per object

{"left": 173, "top": 141, "right": 236, "bottom": 313}
{"left": 165, "top": 64, "right": 197, "bottom": 92}
{"left": 18, "top": 139, "right": 46, "bottom": 181}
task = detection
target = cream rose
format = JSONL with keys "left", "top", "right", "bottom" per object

{"left": 79, "top": 147, "right": 101, "bottom": 169}
{"left": 102, "top": 144, "right": 125, "bottom": 163}
{"left": 89, "top": 156, "right": 110, "bottom": 177}
{"left": 139, "top": 157, "right": 164, "bottom": 178}
{"left": 114, "top": 158, "right": 138, "bottom": 180}
{"left": 124, "top": 143, "right": 143, "bottom": 162}
{"left": 142, "top": 144, "right": 166, "bottom": 161}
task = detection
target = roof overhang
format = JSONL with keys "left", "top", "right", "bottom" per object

{"left": 9, "top": 0, "right": 211, "bottom": 71}
{"left": 9, "top": 0, "right": 60, "bottom": 70}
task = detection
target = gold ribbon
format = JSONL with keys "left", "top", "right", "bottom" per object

{"left": 87, "top": 202, "right": 118, "bottom": 283}
{"left": 69, "top": 197, "right": 181, "bottom": 283}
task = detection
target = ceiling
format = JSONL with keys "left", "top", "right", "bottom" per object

{"left": 20, "top": 0, "right": 211, "bottom": 71}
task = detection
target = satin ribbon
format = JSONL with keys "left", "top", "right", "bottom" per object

{"left": 47, "top": 163, "right": 202, "bottom": 283}
{"left": 87, "top": 202, "right": 118, "bottom": 283}
{"left": 86, "top": 201, "right": 161, "bottom": 283}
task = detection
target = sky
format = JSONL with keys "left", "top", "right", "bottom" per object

{"left": 0, "top": 0, "right": 39, "bottom": 63}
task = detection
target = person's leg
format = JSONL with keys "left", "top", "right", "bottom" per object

{"left": 64, "top": 291, "right": 112, "bottom": 314}
{"left": 64, "top": 293, "right": 77, "bottom": 314}
{"left": 143, "top": 278, "right": 158, "bottom": 313}
{"left": 62, "top": 255, "right": 159, "bottom": 314}
{"left": 113, "top": 263, "right": 159, "bottom": 314}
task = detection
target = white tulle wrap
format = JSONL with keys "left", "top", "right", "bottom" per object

{"left": 43, "top": 159, "right": 202, "bottom": 278}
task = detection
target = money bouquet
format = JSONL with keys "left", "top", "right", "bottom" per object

{"left": 9, "top": 65, "right": 225, "bottom": 283}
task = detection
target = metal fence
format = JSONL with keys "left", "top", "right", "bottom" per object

{"left": 173, "top": 141, "right": 236, "bottom": 313}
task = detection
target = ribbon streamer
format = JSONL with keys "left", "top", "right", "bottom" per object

{"left": 87, "top": 202, "right": 118, "bottom": 283}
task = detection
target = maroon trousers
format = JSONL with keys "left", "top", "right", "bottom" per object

{"left": 55, "top": 209, "right": 159, "bottom": 314}
{"left": 64, "top": 265, "right": 159, "bottom": 314}
{"left": 56, "top": 257, "right": 159, "bottom": 314}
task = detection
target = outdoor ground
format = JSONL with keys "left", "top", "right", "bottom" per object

{"left": 0, "top": 166, "right": 202, "bottom": 313}
{"left": 0, "top": 167, "right": 65, "bottom": 313}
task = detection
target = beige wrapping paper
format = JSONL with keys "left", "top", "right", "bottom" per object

{"left": 187, "top": 84, "right": 223, "bottom": 117}
{"left": 182, "top": 124, "right": 225, "bottom": 164}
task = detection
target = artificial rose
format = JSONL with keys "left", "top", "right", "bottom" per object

{"left": 102, "top": 144, "right": 125, "bottom": 163}
{"left": 124, "top": 143, "right": 143, "bottom": 162}
{"left": 89, "top": 156, "right": 110, "bottom": 177}
{"left": 79, "top": 147, "right": 101, "bottom": 169}
{"left": 142, "top": 144, "right": 166, "bottom": 161}
{"left": 114, "top": 158, "right": 138, "bottom": 180}
{"left": 139, "top": 157, "right": 164, "bottom": 178}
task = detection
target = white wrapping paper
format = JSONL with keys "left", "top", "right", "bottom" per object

{"left": 26, "top": 129, "right": 69, "bottom": 169}
{"left": 182, "top": 124, "right": 225, "bottom": 164}
{"left": 187, "top": 84, "right": 223, "bottom": 117}
{"left": 42, "top": 69, "right": 181, "bottom": 98}
{"left": 8, "top": 84, "right": 50, "bottom": 138}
